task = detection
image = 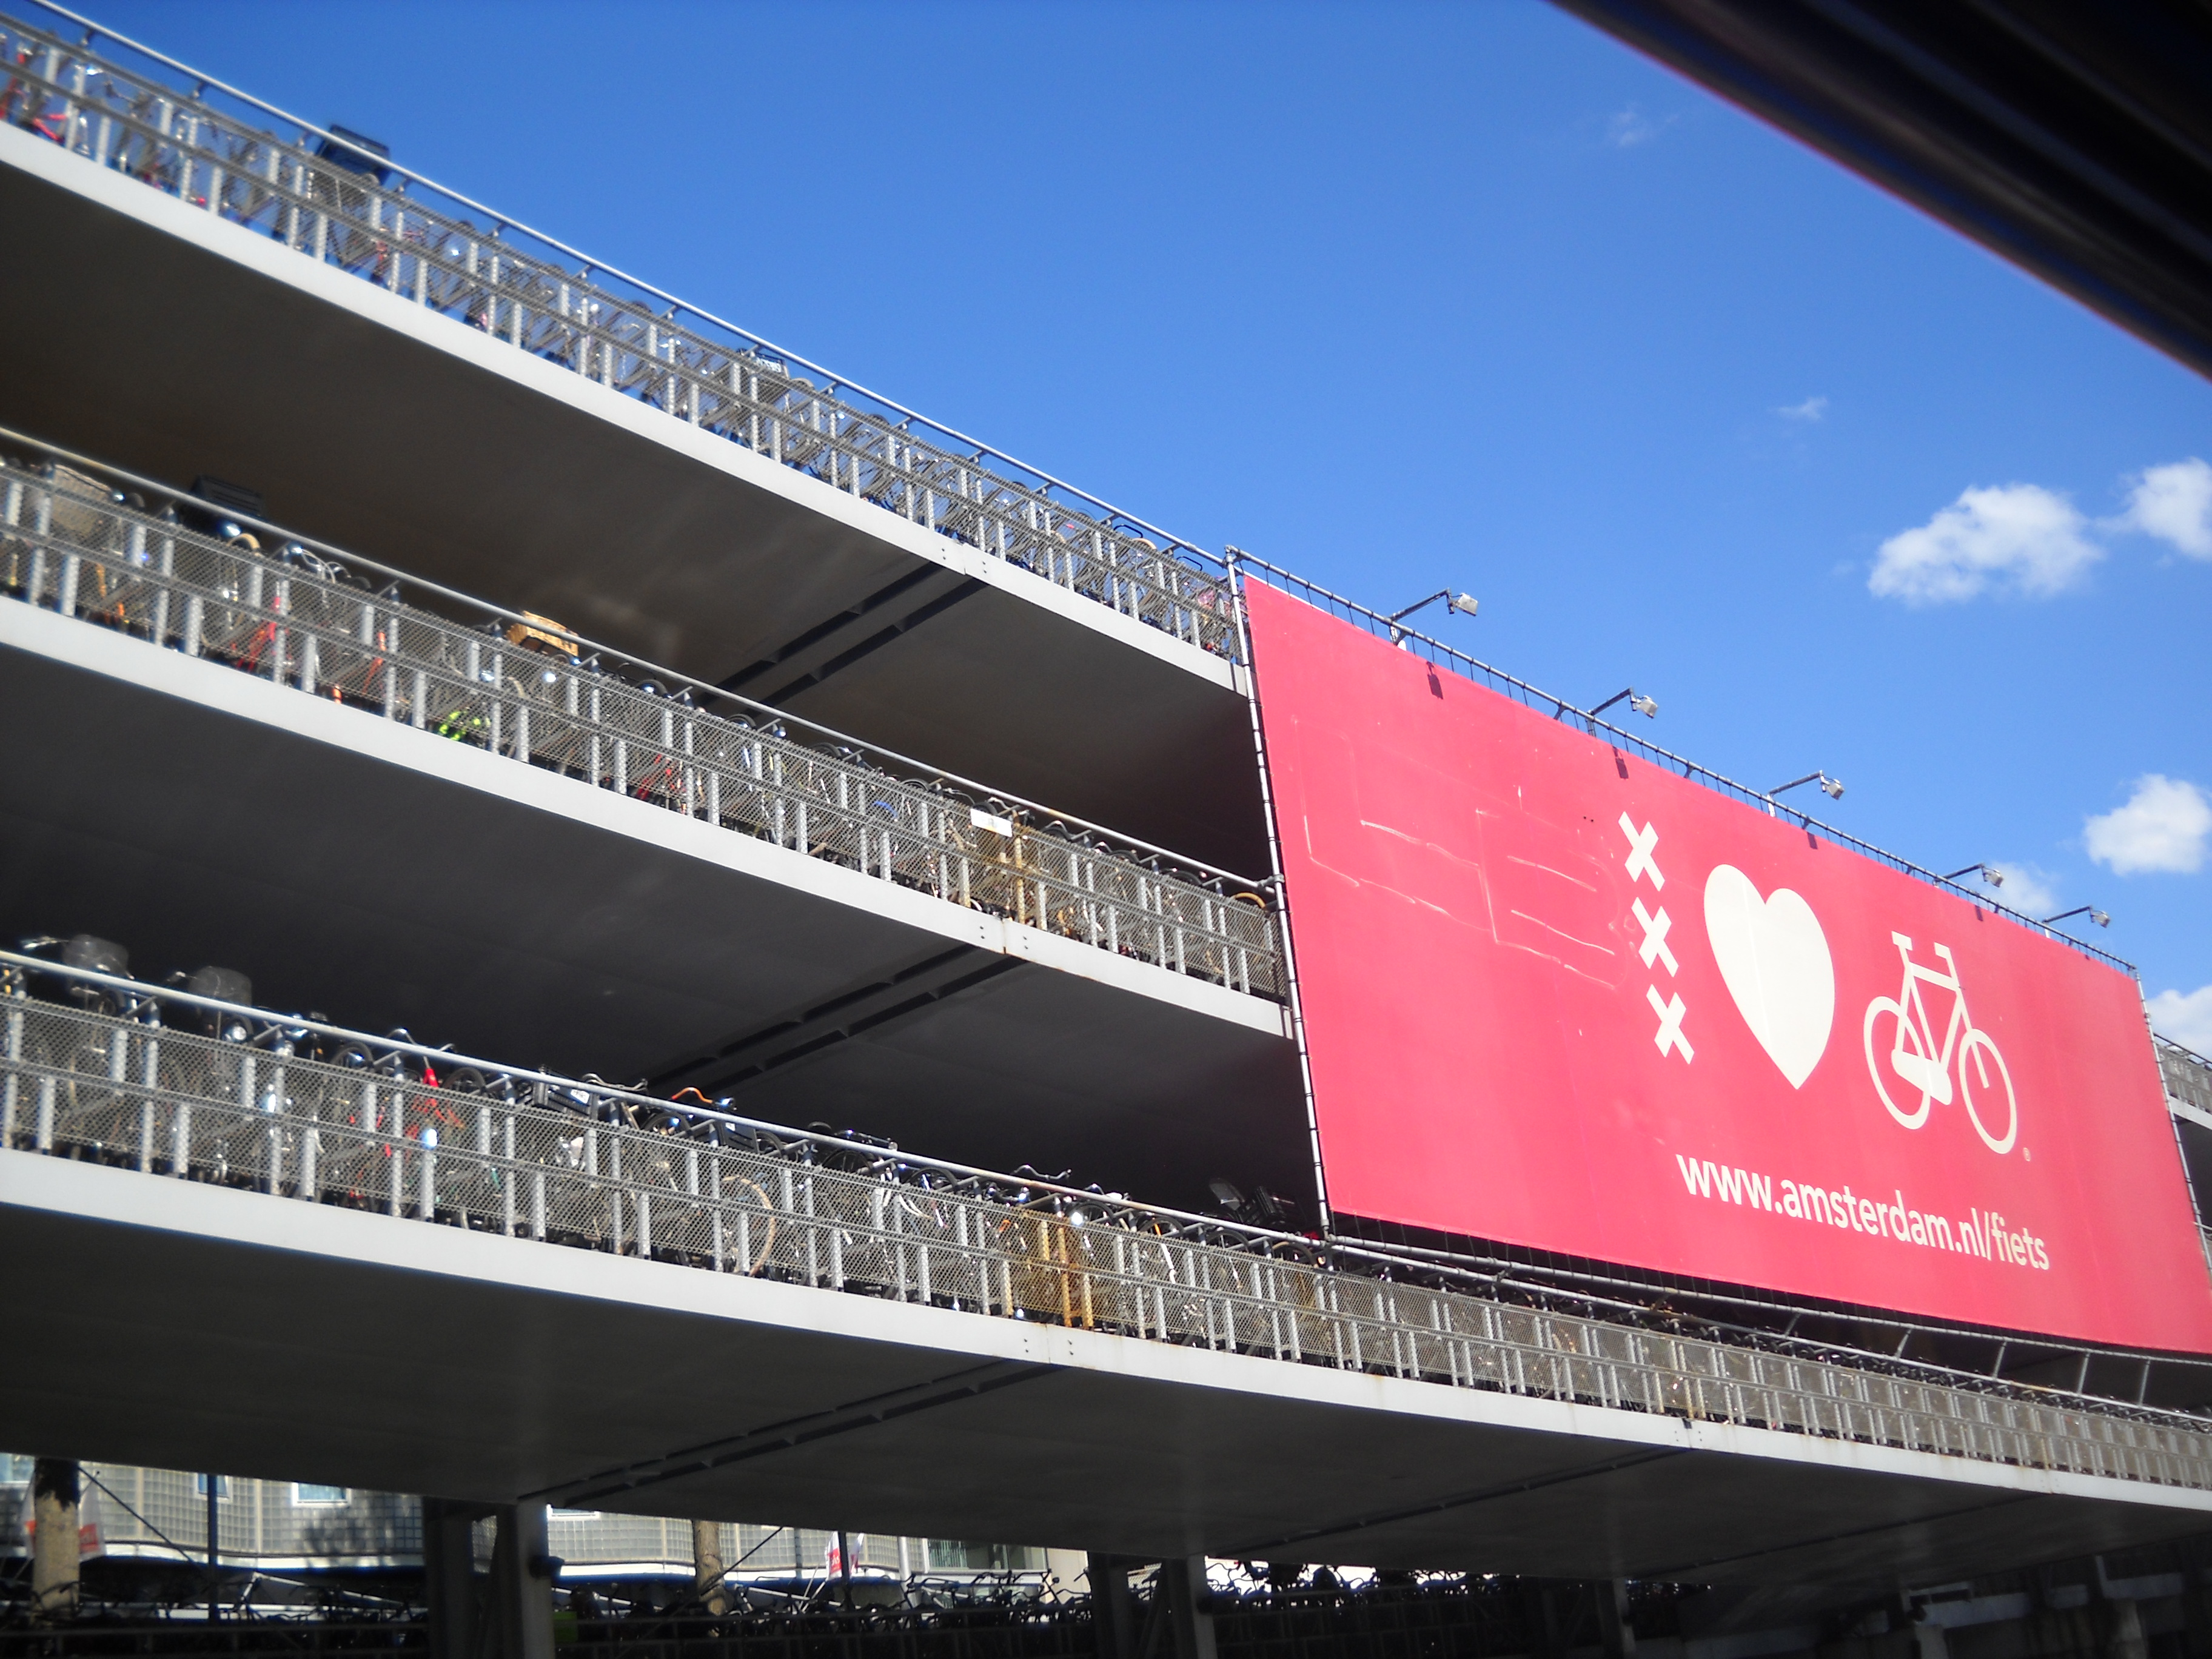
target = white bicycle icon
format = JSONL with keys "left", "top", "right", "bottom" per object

{"left": 1862, "top": 932, "right": 2017, "bottom": 1153}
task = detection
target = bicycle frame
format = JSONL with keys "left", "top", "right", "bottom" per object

{"left": 1888, "top": 934, "right": 1968, "bottom": 1108}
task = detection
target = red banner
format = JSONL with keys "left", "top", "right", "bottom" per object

{"left": 1248, "top": 583, "right": 2212, "bottom": 1352}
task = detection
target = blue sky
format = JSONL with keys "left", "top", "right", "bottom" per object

{"left": 89, "top": 0, "right": 2212, "bottom": 1040}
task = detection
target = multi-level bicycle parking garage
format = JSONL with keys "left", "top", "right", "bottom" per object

{"left": 5, "top": 1, "right": 2212, "bottom": 1643}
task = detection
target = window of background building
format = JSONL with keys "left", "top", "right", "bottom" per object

{"left": 194, "top": 1473, "right": 229, "bottom": 1499}
{"left": 293, "top": 1484, "right": 347, "bottom": 1504}
{"left": 1, "top": 1456, "right": 32, "bottom": 1484}
{"left": 926, "top": 1541, "right": 1043, "bottom": 1571}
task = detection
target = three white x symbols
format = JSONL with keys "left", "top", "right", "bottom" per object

{"left": 1621, "top": 814, "right": 1689, "bottom": 1063}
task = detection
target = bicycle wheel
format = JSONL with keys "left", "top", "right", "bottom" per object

{"left": 1862, "top": 997, "right": 1932, "bottom": 1129}
{"left": 1959, "top": 1028, "right": 2018, "bottom": 1154}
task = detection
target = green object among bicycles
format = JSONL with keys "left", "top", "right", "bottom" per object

{"left": 434, "top": 706, "right": 488, "bottom": 743}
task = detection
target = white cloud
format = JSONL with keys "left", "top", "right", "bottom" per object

{"left": 2149, "top": 985, "right": 2212, "bottom": 1056}
{"left": 1607, "top": 106, "right": 1674, "bottom": 148}
{"left": 2115, "top": 457, "right": 2212, "bottom": 559}
{"left": 1868, "top": 483, "right": 2102, "bottom": 604}
{"left": 1776, "top": 395, "right": 1828, "bottom": 423}
{"left": 2084, "top": 775, "right": 2212, "bottom": 875}
{"left": 1981, "top": 862, "right": 2059, "bottom": 919}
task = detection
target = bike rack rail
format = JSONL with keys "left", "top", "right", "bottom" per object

{"left": 7, "top": 960, "right": 2211, "bottom": 1499}
{"left": 0, "top": 457, "right": 1286, "bottom": 1002}
{"left": 0, "top": 7, "right": 1239, "bottom": 661}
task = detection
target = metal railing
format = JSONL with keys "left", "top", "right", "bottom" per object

{"left": 7, "top": 965, "right": 2211, "bottom": 1498}
{"left": 0, "top": 460, "right": 1285, "bottom": 1001}
{"left": 0, "top": 8, "right": 1238, "bottom": 660}
{"left": 1227, "top": 551, "right": 2137, "bottom": 976}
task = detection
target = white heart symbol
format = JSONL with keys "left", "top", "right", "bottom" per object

{"left": 1702, "top": 864, "right": 1835, "bottom": 1089}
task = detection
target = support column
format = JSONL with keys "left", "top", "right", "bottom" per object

{"left": 422, "top": 1497, "right": 483, "bottom": 1659}
{"left": 1521, "top": 1580, "right": 1565, "bottom": 1659}
{"left": 1088, "top": 1554, "right": 1141, "bottom": 1659}
{"left": 692, "top": 1519, "right": 728, "bottom": 1615}
{"left": 30, "top": 1458, "right": 80, "bottom": 1623}
{"left": 1158, "top": 1557, "right": 1218, "bottom": 1659}
{"left": 1598, "top": 1580, "right": 1636, "bottom": 1659}
{"left": 489, "top": 1503, "right": 557, "bottom": 1659}
{"left": 2174, "top": 1541, "right": 2212, "bottom": 1659}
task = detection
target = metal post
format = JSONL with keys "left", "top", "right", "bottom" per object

{"left": 206, "top": 1472, "right": 221, "bottom": 1623}
{"left": 1219, "top": 552, "right": 1331, "bottom": 1233}
{"left": 837, "top": 1529, "right": 853, "bottom": 1610}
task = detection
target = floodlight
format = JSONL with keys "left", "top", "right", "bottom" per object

{"left": 1772, "top": 771, "right": 1845, "bottom": 803}
{"left": 1942, "top": 865, "right": 2002, "bottom": 888}
{"left": 1387, "top": 588, "right": 1480, "bottom": 642}
{"left": 2042, "top": 906, "right": 2111, "bottom": 930}
{"left": 1590, "top": 688, "right": 1660, "bottom": 720}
